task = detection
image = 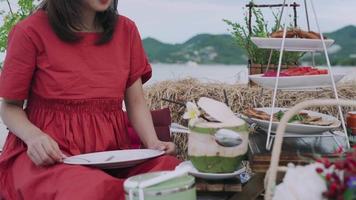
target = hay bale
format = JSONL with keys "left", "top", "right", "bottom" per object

{"left": 145, "top": 78, "right": 356, "bottom": 123}
{"left": 144, "top": 78, "right": 356, "bottom": 159}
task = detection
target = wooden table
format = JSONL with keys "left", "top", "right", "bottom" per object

{"left": 197, "top": 173, "right": 265, "bottom": 200}
{"left": 198, "top": 130, "right": 348, "bottom": 200}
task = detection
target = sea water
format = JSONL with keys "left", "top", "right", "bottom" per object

{"left": 148, "top": 64, "right": 356, "bottom": 85}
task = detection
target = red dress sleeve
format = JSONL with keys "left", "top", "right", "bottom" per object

{"left": 126, "top": 23, "right": 152, "bottom": 88}
{"left": 0, "top": 25, "right": 37, "bottom": 100}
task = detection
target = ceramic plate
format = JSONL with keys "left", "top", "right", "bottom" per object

{"left": 64, "top": 149, "right": 165, "bottom": 169}
{"left": 242, "top": 107, "right": 341, "bottom": 135}
{"left": 176, "top": 161, "right": 245, "bottom": 180}
{"left": 249, "top": 73, "right": 345, "bottom": 90}
{"left": 251, "top": 37, "right": 335, "bottom": 52}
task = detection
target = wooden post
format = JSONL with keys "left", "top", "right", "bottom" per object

{"left": 248, "top": 2, "right": 253, "bottom": 35}
{"left": 293, "top": 2, "right": 298, "bottom": 27}
{"left": 245, "top": 3, "right": 300, "bottom": 8}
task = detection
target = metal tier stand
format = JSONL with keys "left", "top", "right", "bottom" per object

{"left": 250, "top": 0, "right": 350, "bottom": 150}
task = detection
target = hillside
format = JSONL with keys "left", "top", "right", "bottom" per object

{"left": 143, "top": 34, "right": 246, "bottom": 64}
{"left": 324, "top": 25, "right": 356, "bottom": 65}
{"left": 143, "top": 25, "right": 356, "bottom": 65}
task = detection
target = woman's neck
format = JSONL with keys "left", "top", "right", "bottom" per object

{"left": 80, "top": 7, "right": 100, "bottom": 32}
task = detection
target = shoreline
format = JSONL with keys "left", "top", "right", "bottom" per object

{"left": 147, "top": 64, "right": 356, "bottom": 85}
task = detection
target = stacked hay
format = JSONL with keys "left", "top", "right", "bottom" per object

{"left": 144, "top": 78, "right": 356, "bottom": 159}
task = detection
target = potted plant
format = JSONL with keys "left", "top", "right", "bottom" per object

{"left": 224, "top": 5, "right": 304, "bottom": 75}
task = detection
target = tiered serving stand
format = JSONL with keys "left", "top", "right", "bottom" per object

{"left": 248, "top": 0, "right": 350, "bottom": 150}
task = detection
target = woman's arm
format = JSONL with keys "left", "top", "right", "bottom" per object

{"left": 0, "top": 99, "right": 63, "bottom": 165}
{"left": 125, "top": 79, "right": 175, "bottom": 154}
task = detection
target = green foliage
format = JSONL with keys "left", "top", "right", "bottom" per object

{"left": 0, "top": 0, "right": 38, "bottom": 52}
{"left": 274, "top": 110, "right": 305, "bottom": 123}
{"left": 224, "top": 6, "right": 303, "bottom": 65}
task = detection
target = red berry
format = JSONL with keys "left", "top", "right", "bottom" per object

{"left": 335, "top": 162, "right": 344, "bottom": 170}
{"left": 332, "top": 173, "right": 341, "bottom": 183}
{"left": 316, "top": 167, "right": 324, "bottom": 174}
{"left": 326, "top": 173, "right": 332, "bottom": 181}
{"left": 330, "top": 183, "right": 338, "bottom": 191}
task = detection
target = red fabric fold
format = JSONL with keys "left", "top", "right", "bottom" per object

{"left": 126, "top": 108, "right": 172, "bottom": 149}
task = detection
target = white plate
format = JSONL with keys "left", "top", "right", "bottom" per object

{"left": 249, "top": 73, "right": 345, "bottom": 90}
{"left": 242, "top": 107, "right": 341, "bottom": 135}
{"left": 64, "top": 149, "right": 165, "bottom": 169}
{"left": 175, "top": 161, "right": 245, "bottom": 180}
{"left": 251, "top": 37, "right": 335, "bottom": 52}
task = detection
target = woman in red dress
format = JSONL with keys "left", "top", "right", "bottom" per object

{"left": 0, "top": 0, "right": 181, "bottom": 199}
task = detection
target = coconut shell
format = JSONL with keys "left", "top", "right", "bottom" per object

{"left": 197, "top": 97, "right": 245, "bottom": 125}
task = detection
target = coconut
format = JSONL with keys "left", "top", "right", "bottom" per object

{"left": 188, "top": 97, "right": 249, "bottom": 173}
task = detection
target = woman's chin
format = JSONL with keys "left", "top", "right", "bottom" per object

{"left": 95, "top": 7, "right": 111, "bottom": 12}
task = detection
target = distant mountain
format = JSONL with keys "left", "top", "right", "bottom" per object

{"left": 143, "top": 25, "right": 356, "bottom": 66}
{"left": 143, "top": 37, "right": 180, "bottom": 63}
{"left": 143, "top": 34, "right": 246, "bottom": 64}
{"left": 324, "top": 25, "right": 356, "bottom": 65}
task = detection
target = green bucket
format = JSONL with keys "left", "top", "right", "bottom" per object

{"left": 124, "top": 171, "right": 196, "bottom": 200}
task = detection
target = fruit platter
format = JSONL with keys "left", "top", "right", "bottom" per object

{"left": 263, "top": 66, "right": 328, "bottom": 77}
{"left": 249, "top": 67, "right": 345, "bottom": 90}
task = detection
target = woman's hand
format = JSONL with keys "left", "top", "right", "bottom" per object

{"left": 148, "top": 140, "right": 176, "bottom": 155}
{"left": 25, "top": 132, "right": 64, "bottom": 166}
{"left": 0, "top": 99, "right": 65, "bottom": 166}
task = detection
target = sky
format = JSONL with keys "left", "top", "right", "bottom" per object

{"left": 117, "top": 0, "right": 356, "bottom": 44}
{"left": 0, "top": 0, "right": 355, "bottom": 44}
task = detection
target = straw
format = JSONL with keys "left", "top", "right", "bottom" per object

{"left": 144, "top": 78, "right": 356, "bottom": 159}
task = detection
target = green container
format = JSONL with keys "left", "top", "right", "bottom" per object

{"left": 124, "top": 172, "right": 196, "bottom": 200}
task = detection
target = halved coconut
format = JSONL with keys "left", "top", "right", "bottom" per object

{"left": 188, "top": 97, "right": 249, "bottom": 173}
{"left": 197, "top": 97, "right": 245, "bottom": 125}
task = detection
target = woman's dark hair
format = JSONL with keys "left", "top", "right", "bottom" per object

{"left": 39, "top": 0, "right": 119, "bottom": 45}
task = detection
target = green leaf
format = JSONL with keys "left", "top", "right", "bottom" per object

{"left": 224, "top": 3, "right": 304, "bottom": 65}
{"left": 274, "top": 110, "right": 305, "bottom": 123}
{"left": 344, "top": 189, "right": 356, "bottom": 200}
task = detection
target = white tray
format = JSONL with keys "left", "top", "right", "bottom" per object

{"left": 242, "top": 107, "right": 341, "bottom": 135}
{"left": 251, "top": 37, "right": 335, "bottom": 52}
{"left": 176, "top": 161, "right": 246, "bottom": 180}
{"left": 64, "top": 149, "right": 164, "bottom": 169}
{"left": 249, "top": 73, "right": 345, "bottom": 90}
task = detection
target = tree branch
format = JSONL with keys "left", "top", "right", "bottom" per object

{"left": 6, "top": 0, "right": 14, "bottom": 15}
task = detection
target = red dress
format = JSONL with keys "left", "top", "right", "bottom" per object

{"left": 0, "top": 10, "right": 180, "bottom": 200}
